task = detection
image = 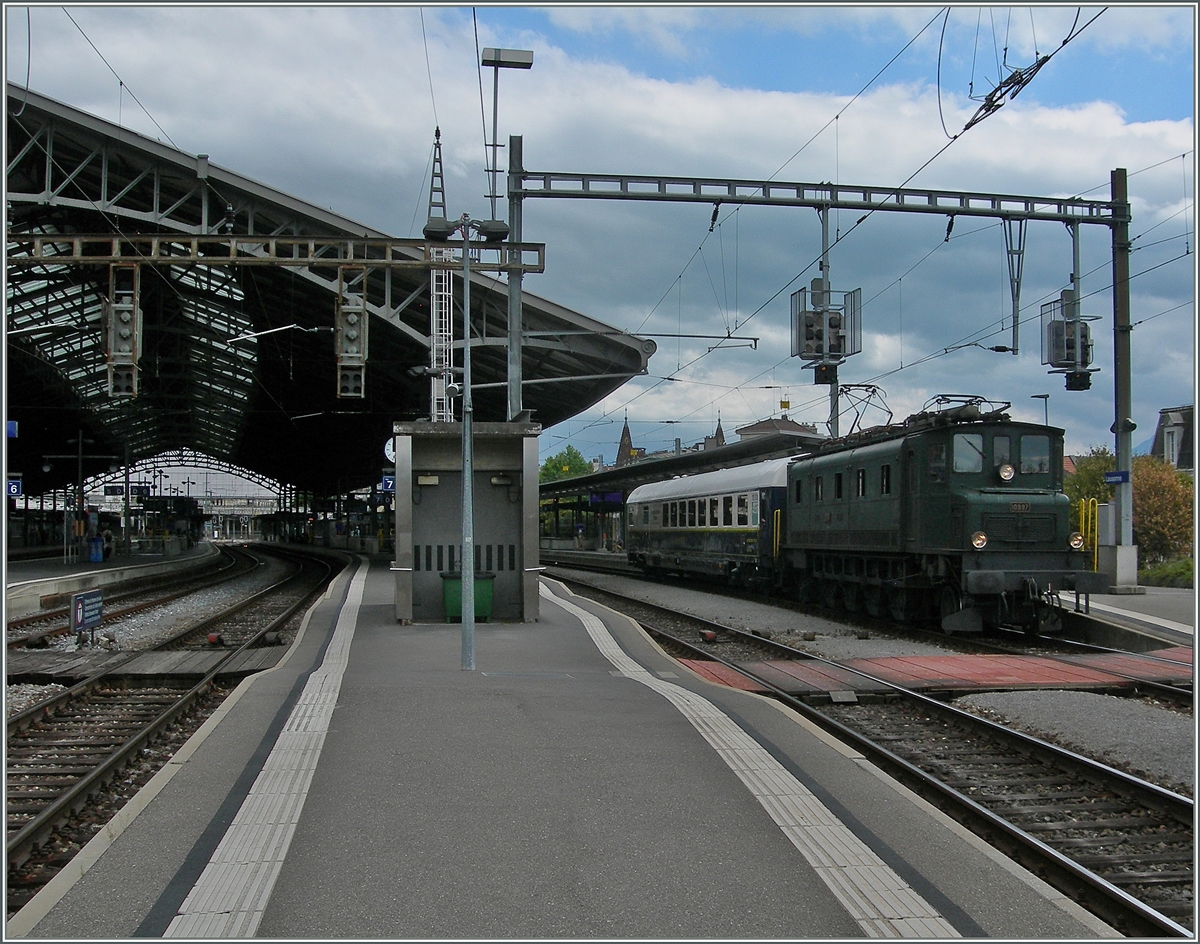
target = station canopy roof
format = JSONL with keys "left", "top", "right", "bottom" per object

{"left": 5, "top": 84, "right": 656, "bottom": 496}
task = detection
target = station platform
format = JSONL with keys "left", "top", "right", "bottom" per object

{"left": 5, "top": 541, "right": 220, "bottom": 622}
{"left": 9, "top": 557, "right": 1118, "bottom": 939}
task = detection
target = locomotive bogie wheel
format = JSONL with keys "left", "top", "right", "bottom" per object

{"left": 863, "top": 585, "right": 884, "bottom": 618}
{"left": 938, "top": 585, "right": 962, "bottom": 634}
{"left": 796, "top": 575, "right": 815, "bottom": 606}
{"left": 842, "top": 584, "right": 863, "bottom": 613}
{"left": 887, "top": 588, "right": 909, "bottom": 623}
{"left": 820, "top": 580, "right": 842, "bottom": 611}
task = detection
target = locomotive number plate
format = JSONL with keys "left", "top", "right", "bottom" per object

{"left": 1009, "top": 501, "right": 1031, "bottom": 512}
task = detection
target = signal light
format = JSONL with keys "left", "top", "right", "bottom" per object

{"left": 336, "top": 271, "right": 369, "bottom": 398}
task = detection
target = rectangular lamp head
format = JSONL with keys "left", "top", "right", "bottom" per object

{"left": 481, "top": 47, "right": 534, "bottom": 69}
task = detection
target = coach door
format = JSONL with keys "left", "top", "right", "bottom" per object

{"left": 901, "top": 445, "right": 918, "bottom": 550}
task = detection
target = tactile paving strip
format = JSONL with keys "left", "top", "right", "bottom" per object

{"left": 542, "top": 583, "right": 960, "bottom": 939}
{"left": 163, "top": 559, "right": 369, "bottom": 938}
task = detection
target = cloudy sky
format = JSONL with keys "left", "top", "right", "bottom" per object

{"left": 6, "top": 4, "right": 1195, "bottom": 467}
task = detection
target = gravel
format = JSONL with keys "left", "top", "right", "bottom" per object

{"left": 955, "top": 690, "right": 1194, "bottom": 797}
{"left": 5, "top": 552, "right": 293, "bottom": 717}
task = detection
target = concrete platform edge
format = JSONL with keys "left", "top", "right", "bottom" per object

{"left": 4, "top": 555, "right": 360, "bottom": 939}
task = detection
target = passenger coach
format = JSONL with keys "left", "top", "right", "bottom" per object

{"left": 626, "top": 458, "right": 792, "bottom": 585}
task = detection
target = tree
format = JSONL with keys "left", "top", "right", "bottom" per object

{"left": 1064, "top": 445, "right": 1114, "bottom": 532}
{"left": 1132, "top": 454, "right": 1194, "bottom": 564}
{"left": 539, "top": 445, "right": 592, "bottom": 483}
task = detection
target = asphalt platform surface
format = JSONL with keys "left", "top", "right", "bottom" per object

{"left": 12, "top": 557, "right": 1118, "bottom": 939}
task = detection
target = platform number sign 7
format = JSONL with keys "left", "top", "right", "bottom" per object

{"left": 6, "top": 478, "right": 22, "bottom": 497}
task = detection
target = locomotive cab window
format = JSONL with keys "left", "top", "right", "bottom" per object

{"left": 953, "top": 433, "right": 984, "bottom": 473}
{"left": 1020, "top": 435, "right": 1051, "bottom": 474}
{"left": 814, "top": 476, "right": 824, "bottom": 501}
{"left": 880, "top": 464, "right": 891, "bottom": 495}
{"left": 855, "top": 469, "right": 866, "bottom": 497}
{"left": 794, "top": 479, "right": 803, "bottom": 503}
{"left": 834, "top": 472, "right": 843, "bottom": 500}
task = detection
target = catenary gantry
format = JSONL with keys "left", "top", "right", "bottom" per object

{"left": 5, "top": 84, "right": 655, "bottom": 496}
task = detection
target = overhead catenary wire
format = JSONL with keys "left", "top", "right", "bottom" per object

{"left": 632, "top": 8, "right": 948, "bottom": 336}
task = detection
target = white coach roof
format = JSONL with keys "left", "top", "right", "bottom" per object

{"left": 626, "top": 457, "right": 794, "bottom": 503}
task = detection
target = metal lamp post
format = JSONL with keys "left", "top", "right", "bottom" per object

{"left": 481, "top": 47, "right": 533, "bottom": 222}
{"left": 438, "top": 212, "right": 512, "bottom": 671}
{"left": 1031, "top": 393, "right": 1050, "bottom": 426}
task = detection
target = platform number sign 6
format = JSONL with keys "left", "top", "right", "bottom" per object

{"left": 6, "top": 478, "right": 21, "bottom": 497}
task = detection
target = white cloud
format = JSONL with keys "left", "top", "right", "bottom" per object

{"left": 7, "top": 5, "right": 1193, "bottom": 461}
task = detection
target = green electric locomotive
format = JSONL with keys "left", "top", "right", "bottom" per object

{"left": 783, "top": 399, "right": 1107, "bottom": 633}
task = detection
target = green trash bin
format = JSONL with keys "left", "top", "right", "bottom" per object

{"left": 440, "top": 571, "right": 495, "bottom": 623}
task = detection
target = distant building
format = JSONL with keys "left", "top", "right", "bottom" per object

{"left": 1150, "top": 405, "right": 1194, "bottom": 473}
{"left": 615, "top": 419, "right": 636, "bottom": 468}
{"left": 734, "top": 414, "right": 822, "bottom": 442}
{"left": 703, "top": 418, "right": 726, "bottom": 451}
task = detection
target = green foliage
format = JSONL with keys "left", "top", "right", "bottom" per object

{"left": 1132, "top": 455, "right": 1194, "bottom": 564}
{"left": 1138, "top": 557, "right": 1193, "bottom": 588}
{"left": 539, "top": 444, "right": 592, "bottom": 483}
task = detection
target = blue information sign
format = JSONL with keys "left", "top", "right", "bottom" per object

{"left": 1103, "top": 470, "right": 1130, "bottom": 485}
{"left": 380, "top": 475, "right": 396, "bottom": 492}
{"left": 6, "top": 420, "right": 16, "bottom": 438}
{"left": 6, "top": 478, "right": 22, "bottom": 497}
{"left": 71, "top": 589, "right": 104, "bottom": 634}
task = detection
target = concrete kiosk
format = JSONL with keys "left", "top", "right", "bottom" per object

{"left": 392, "top": 420, "right": 541, "bottom": 623}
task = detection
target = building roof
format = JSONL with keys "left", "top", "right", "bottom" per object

{"left": 5, "top": 84, "right": 655, "bottom": 494}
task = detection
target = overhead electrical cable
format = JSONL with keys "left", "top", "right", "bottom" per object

{"left": 12, "top": 7, "right": 31, "bottom": 117}
{"left": 63, "top": 8, "right": 179, "bottom": 150}
{"left": 419, "top": 7, "right": 440, "bottom": 128}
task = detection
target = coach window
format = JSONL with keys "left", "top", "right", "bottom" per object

{"left": 855, "top": 468, "right": 866, "bottom": 497}
{"left": 723, "top": 495, "right": 734, "bottom": 526}
{"left": 687, "top": 499, "right": 697, "bottom": 527}
{"left": 710, "top": 497, "right": 720, "bottom": 525}
{"left": 834, "top": 472, "right": 844, "bottom": 500}
{"left": 736, "top": 494, "right": 749, "bottom": 526}
{"left": 698, "top": 499, "right": 707, "bottom": 526}
{"left": 669, "top": 502, "right": 678, "bottom": 528}
{"left": 993, "top": 436, "right": 1011, "bottom": 468}
{"left": 880, "top": 464, "right": 891, "bottom": 495}
{"left": 814, "top": 476, "right": 824, "bottom": 501}
{"left": 642, "top": 505, "right": 650, "bottom": 525}
{"left": 953, "top": 433, "right": 984, "bottom": 473}
{"left": 1020, "top": 434, "right": 1051, "bottom": 474}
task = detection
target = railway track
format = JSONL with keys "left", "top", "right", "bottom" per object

{"left": 6, "top": 544, "right": 254, "bottom": 647}
{"left": 558, "top": 577, "right": 1193, "bottom": 937}
{"left": 544, "top": 559, "right": 1192, "bottom": 699}
{"left": 5, "top": 546, "right": 343, "bottom": 917}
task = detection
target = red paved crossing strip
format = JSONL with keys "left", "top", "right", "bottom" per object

{"left": 678, "top": 649, "right": 1192, "bottom": 697}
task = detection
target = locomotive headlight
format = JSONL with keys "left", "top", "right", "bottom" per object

{"left": 1069, "top": 531, "right": 1085, "bottom": 550}
{"left": 971, "top": 531, "right": 988, "bottom": 549}
{"left": 997, "top": 463, "right": 1016, "bottom": 482}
